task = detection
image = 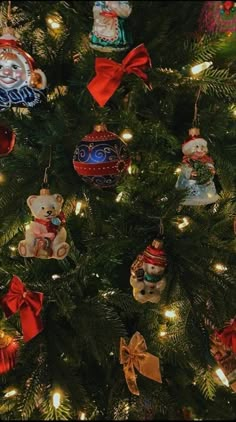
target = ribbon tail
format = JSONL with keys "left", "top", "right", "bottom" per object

{"left": 123, "top": 362, "right": 140, "bottom": 396}
{"left": 20, "top": 305, "right": 44, "bottom": 342}
{"left": 87, "top": 74, "right": 121, "bottom": 107}
{"left": 135, "top": 352, "right": 162, "bottom": 383}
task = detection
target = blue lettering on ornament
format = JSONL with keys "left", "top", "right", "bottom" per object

{"left": 0, "top": 86, "right": 43, "bottom": 111}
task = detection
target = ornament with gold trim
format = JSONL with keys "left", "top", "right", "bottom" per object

{"left": 73, "top": 124, "right": 130, "bottom": 188}
{"left": 0, "top": 330, "right": 19, "bottom": 375}
{"left": 0, "top": 27, "right": 47, "bottom": 111}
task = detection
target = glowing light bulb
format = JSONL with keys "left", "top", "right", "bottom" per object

{"left": 25, "top": 223, "right": 31, "bottom": 230}
{"left": 120, "top": 128, "right": 133, "bottom": 142}
{"left": 53, "top": 392, "right": 61, "bottom": 409}
{"left": 191, "top": 61, "right": 213, "bottom": 75}
{"left": 174, "top": 167, "right": 181, "bottom": 174}
{"left": 52, "top": 274, "right": 61, "bottom": 280}
{"left": 159, "top": 331, "right": 167, "bottom": 337}
{"left": 4, "top": 389, "right": 17, "bottom": 398}
{"left": 215, "top": 368, "right": 229, "bottom": 387}
{"left": 0, "top": 172, "right": 6, "bottom": 183}
{"left": 214, "top": 263, "right": 227, "bottom": 273}
{"left": 75, "top": 201, "right": 82, "bottom": 215}
{"left": 79, "top": 412, "right": 86, "bottom": 420}
{"left": 9, "top": 245, "right": 16, "bottom": 251}
{"left": 164, "top": 309, "right": 176, "bottom": 318}
{"left": 178, "top": 217, "right": 189, "bottom": 230}
{"left": 116, "top": 192, "right": 123, "bottom": 202}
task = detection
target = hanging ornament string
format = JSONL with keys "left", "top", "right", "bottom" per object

{"left": 159, "top": 217, "right": 164, "bottom": 237}
{"left": 7, "top": 0, "right": 12, "bottom": 26}
{"left": 192, "top": 87, "right": 201, "bottom": 128}
{"left": 41, "top": 146, "right": 52, "bottom": 194}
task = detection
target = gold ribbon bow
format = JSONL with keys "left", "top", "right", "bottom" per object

{"left": 120, "top": 331, "right": 162, "bottom": 395}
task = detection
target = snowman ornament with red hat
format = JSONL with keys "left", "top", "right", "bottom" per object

{"left": 175, "top": 128, "right": 220, "bottom": 206}
{"left": 130, "top": 239, "right": 167, "bottom": 304}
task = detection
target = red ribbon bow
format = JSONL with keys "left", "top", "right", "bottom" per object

{"left": 87, "top": 44, "right": 152, "bottom": 107}
{"left": 0, "top": 275, "right": 44, "bottom": 342}
{"left": 216, "top": 319, "right": 236, "bottom": 353}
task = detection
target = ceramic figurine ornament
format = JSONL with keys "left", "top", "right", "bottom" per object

{"left": 89, "top": 1, "right": 132, "bottom": 52}
{"left": 18, "top": 187, "right": 70, "bottom": 260}
{"left": 130, "top": 239, "right": 167, "bottom": 304}
{"left": 175, "top": 128, "right": 220, "bottom": 206}
{"left": 0, "top": 27, "right": 47, "bottom": 111}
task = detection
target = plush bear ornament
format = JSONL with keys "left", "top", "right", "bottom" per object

{"left": 18, "top": 189, "right": 70, "bottom": 260}
{"left": 130, "top": 239, "right": 167, "bottom": 304}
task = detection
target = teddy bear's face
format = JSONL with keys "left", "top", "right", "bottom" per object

{"left": 27, "top": 194, "right": 64, "bottom": 220}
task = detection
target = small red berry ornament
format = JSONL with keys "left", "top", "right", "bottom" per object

{"left": 0, "top": 124, "right": 15, "bottom": 156}
{"left": 0, "top": 330, "right": 19, "bottom": 374}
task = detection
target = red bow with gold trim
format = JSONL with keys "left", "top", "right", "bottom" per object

{"left": 0, "top": 275, "right": 44, "bottom": 342}
{"left": 87, "top": 44, "right": 152, "bottom": 107}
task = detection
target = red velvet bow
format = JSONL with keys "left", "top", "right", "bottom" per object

{"left": 0, "top": 275, "right": 44, "bottom": 342}
{"left": 216, "top": 319, "right": 236, "bottom": 353}
{"left": 87, "top": 44, "right": 152, "bottom": 107}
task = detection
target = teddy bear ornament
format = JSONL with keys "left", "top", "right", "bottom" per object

{"left": 18, "top": 187, "right": 70, "bottom": 260}
{"left": 130, "top": 239, "right": 167, "bottom": 304}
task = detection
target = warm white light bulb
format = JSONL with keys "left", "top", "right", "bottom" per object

{"left": 116, "top": 192, "right": 123, "bottom": 202}
{"left": 52, "top": 274, "right": 61, "bottom": 280}
{"left": 120, "top": 129, "right": 133, "bottom": 141}
{"left": 215, "top": 368, "right": 229, "bottom": 387}
{"left": 9, "top": 245, "right": 16, "bottom": 251}
{"left": 178, "top": 217, "right": 189, "bottom": 230}
{"left": 214, "top": 263, "right": 227, "bottom": 273}
{"left": 191, "top": 61, "right": 213, "bottom": 75}
{"left": 75, "top": 201, "right": 82, "bottom": 215}
{"left": 159, "top": 331, "right": 167, "bottom": 337}
{"left": 164, "top": 309, "right": 176, "bottom": 318}
{"left": 53, "top": 392, "right": 61, "bottom": 409}
{"left": 25, "top": 223, "right": 31, "bottom": 230}
{"left": 4, "top": 389, "right": 17, "bottom": 398}
{"left": 174, "top": 167, "right": 181, "bottom": 174}
{"left": 79, "top": 412, "right": 86, "bottom": 420}
{"left": 50, "top": 21, "right": 60, "bottom": 29}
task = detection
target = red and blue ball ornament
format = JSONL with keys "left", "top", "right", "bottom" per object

{"left": 73, "top": 124, "right": 130, "bottom": 188}
{"left": 0, "top": 28, "right": 47, "bottom": 111}
{"left": 0, "top": 123, "right": 15, "bottom": 156}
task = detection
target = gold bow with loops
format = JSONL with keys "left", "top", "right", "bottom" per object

{"left": 120, "top": 331, "right": 162, "bottom": 395}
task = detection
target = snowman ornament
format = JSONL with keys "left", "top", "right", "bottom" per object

{"left": 175, "top": 128, "right": 220, "bottom": 206}
{"left": 130, "top": 239, "right": 167, "bottom": 304}
{"left": 0, "top": 28, "right": 47, "bottom": 111}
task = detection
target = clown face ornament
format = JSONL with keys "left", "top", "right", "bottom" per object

{"left": 0, "top": 28, "right": 47, "bottom": 111}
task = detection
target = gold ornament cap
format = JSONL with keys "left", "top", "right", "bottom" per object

{"left": 40, "top": 188, "right": 50, "bottom": 195}
{"left": 94, "top": 123, "right": 107, "bottom": 132}
{"left": 0, "top": 330, "right": 13, "bottom": 349}
{"left": 189, "top": 127, "right": 200, "bottom": 137}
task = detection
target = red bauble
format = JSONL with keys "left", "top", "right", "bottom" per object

{"left": 73, "top": 124, "right": 130, "bottom": 188}
{"left": 0, "top": 330, "right": 19, "bottom": 374}
{"left": 0, "top": 125, "right": 16, "bottom": 157}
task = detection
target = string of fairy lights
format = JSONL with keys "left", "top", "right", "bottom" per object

{"left": 0, "top": 4, "right": 235, "bottom": 413}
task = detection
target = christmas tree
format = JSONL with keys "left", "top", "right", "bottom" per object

{"left": 0, "top": 1, "right": 236, "bottom": 420}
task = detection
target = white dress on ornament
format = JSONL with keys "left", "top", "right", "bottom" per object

{"left": 89, "top": 1, "right": 132, "bottom": 52}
